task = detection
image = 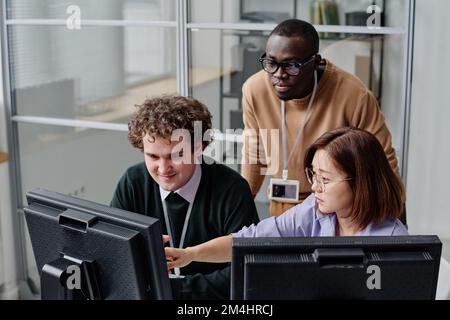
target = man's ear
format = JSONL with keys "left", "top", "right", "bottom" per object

{"left": 314, "top": 54, "right": 322, "bottom": 68}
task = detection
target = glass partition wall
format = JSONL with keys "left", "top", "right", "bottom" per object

{"left": 188, "top": 0, "right": 412, "bottom": 206}
{"left": 1, "top": 0, "right": 414, "bottom": 296}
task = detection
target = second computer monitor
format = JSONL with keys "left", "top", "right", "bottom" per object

{"left": 231, "top": 236, "right": 441, "bottom": 300}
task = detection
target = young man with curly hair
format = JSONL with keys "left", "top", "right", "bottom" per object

{"left": 110, "top": 95, "right": 259, "bottom": 299}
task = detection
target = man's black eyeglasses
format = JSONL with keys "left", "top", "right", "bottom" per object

{"left": 259, "top": 53, "right": 317, "bottom": 76}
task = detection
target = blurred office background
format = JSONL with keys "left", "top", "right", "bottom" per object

{"left": 0, "top": 0, "right": 449, "bottom": 298}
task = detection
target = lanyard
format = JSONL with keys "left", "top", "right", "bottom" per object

{"left": 281, "top": 70, "right": 318, "bottom": 180}
{"left": 162, "top": 197, "right": 194, "bottom": 276}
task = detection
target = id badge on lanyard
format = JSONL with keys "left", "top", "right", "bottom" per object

{"left": 269, "top": 177, "right": 299, "bottom": 203}
{"left": 269, "top": 70, "right": 317, "bottom": 203}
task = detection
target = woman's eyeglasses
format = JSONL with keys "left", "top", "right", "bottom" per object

{"left": 305, "top": 167, "right": 352, "bottom": 192}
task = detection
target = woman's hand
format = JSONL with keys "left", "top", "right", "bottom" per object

{"left": 165, "top": 246, "right": 195, "bottom": 270}
{"left": 165, "top": 235, "right": 233, "bottom": 270}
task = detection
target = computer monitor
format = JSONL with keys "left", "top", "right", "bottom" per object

{"left": 231, "top": 236, "right": 442, "bottom": 300}
{"left": 24, "top": 188, "right": 172, "bottom": 300}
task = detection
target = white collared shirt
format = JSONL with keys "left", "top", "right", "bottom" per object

{"left": 159, "top": 164, "right": 201, "bottom": 205}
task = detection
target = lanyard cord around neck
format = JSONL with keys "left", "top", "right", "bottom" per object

{"left": 162, "top": 198, "right": 193, "bottom": 276}
{"left": 281, "top": 70, "right": 318, "bottom": 180}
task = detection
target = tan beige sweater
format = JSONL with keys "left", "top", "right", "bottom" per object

{"left": 241, "top": 60, "right": 399, "bottom": 215}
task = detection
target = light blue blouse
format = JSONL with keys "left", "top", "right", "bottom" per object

{"left": 234, "top": 193, "right": 408, "bottom": 238}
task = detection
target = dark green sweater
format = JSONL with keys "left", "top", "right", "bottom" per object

{"left": 110, "top": 159, "right": 259, "bottom": 299}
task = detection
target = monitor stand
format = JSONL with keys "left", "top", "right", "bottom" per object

{"left": 40, "top": 254, "right": 102, "bottom": 300}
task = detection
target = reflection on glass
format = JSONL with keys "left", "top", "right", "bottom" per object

{"left": 7, "top": 0, "right": 176, "bottom": 21}
{"left": 189, "top": 28, "right": 403, "bottom": 148}
{"left": 188, "top": 0, "right": 405, "bottom": 28}
{"left": 189, "top": 0, "right": 294, "bottom": 23}
{"left": 378, "top": 34, "right": 404, "bottom": 155}
{"left": 18, "top": 123, "right": 143, "bottom": 205}
{"left": 9, "top": 26, "right": 176, "bottom": 123}
{"left": 320, "top": 34, "right": 384, "bottom": 98}
{"left": 189, "top": 29, "right": 268, "bottom": 130}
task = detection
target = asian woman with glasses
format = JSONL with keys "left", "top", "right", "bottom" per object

{"left": 165, "top": 127, "right": 408, "bottom": 269}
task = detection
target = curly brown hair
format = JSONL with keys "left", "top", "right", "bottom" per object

{"left": 128, "top": 95, "right": 213, "bottom": 151}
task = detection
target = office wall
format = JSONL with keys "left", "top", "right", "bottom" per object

{"left": 406, "top": 0, "right": 450, "bottom": 242}
{"left": 9, "top": 0, "right": 126, "bottom": 103}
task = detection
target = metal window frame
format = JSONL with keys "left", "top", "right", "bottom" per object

{"left": 0, "top": 0, "right": 27, "bottom": 287}
{"left": 400, "top": 0, "right": 416, "bottom": 185}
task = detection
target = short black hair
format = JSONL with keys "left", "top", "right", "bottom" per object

{"left": 269, "top": 19, "right": 319, "bottom": 53}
